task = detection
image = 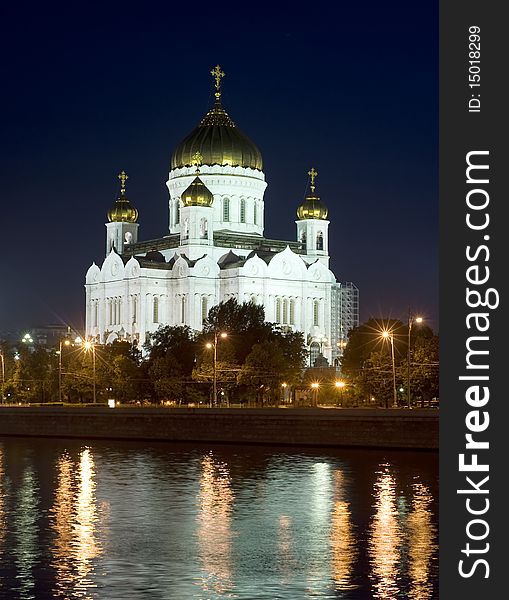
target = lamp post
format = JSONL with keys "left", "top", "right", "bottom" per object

{"left": 382, "top": 330, "right": 397, "bottom": 408}
{"left": 83, "top": 340, "right": 96, "bottom": 403}
{"left": 407, "top": 311, "right": 423, "bottom": 409}
{"left": 58, "top": 339, "right": 71, "bottom": 403}
{"left": 311, "top": 382, "right": 319, "bottom": 406}
{"left": 335, "top": 380, "right": 345, "bottom": 406}
{"left": 206, "top": 331, "right": 227, "bottom": 408}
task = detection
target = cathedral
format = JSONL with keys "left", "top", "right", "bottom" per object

{"left": 85, "top": 66, "right": 358, "bottom": 366}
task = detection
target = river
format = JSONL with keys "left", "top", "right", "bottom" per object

{"left": 0, "top": 437, "right": 438, "bottom": 599}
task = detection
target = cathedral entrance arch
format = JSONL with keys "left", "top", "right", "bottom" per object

{"left": 309, "top": 341, "right": 320, "bottom": 367}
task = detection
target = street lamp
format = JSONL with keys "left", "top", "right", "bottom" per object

{"left": 83, "top": 340, "right": 96, "bottom": 403}
{"left": 206, "top": 331, "right": 227, "bottom": 407}
{"left": 407, "top": 312, "right": 424, "bottom": 409}
{"left": 382, "top": 330, "right": 397, "bottom": 408}
{"left": 58, "top": 339, "right": 71, "bottom": 403}
{"left": 311, "top": 382, "right": 319, "bottom": 406}
{"left": 335, "top": 380, "right": 346, "bottom": 406}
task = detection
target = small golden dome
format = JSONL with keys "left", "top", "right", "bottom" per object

{"left": 297, "top": 195, "right": 329, "bottom": 220}
{"left": 181, "top": 176, "right": 214, "bottom": 207}
{"left": 297, "top": 167, "right": 328, "bottom": 220}
{"left": 171, "top": 66, "right": 263, "bottom": 171}
{"left": 107, "top": 171, "right": 139, "bottom": 223}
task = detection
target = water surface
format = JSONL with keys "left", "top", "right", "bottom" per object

{"left": 0, "top": 437, "right": 438, "bottom": 599}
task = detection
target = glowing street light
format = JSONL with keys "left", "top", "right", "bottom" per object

{"left": 58, "top": 338, "right": 71, "bottom": 403}
{"left": 381, "top": 330, "right": 397, "bottom": 408}
{"left": 206, "top": 331, "right": 228, "bottom": 407}
{"left": 311, "top": 381, "right": 319, "bottom": 406}
{"left": 335, "top": 379, "right": 346, "bottom": 406}
{"left": 407, "top": 311, "right": 424, "bottom": 408}
{"left": 83, "top": 340, "right": 96, "bottom": 403}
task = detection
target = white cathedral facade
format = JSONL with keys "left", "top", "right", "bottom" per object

{"left": 85, "top": 66, "right": 358, "bottom": 366}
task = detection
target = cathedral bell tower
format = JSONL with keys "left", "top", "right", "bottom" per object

{"left": 105, "top": 171, "right": 139, "bottom": 256}
{"left": 179, "top": 152, "right": 214, "bottom": 258}
{"left": 296, "top": 167, "right": 329, "bottom": 263}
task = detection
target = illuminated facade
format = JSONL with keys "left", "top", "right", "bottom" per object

{"left": 85, "top": 66, "right": 358, "bottom": 364}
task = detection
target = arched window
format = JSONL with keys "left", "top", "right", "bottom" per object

{"left": 200, "top": 217, "right": 208, "bottom": 239}
{"left": 93, "top": 302, "right": 98, "bottom": 327}
{"left": 183, "top": 218, "right": 189, "bottom": 240}
{"left": 181, "top": 296, "right": 186, "bottom": 323}
{"left": 253, "top": 201, "right": 258, "bottom": 225}
{"left": 316, "top": 231, "right": 324, "bottom": 251}
{"left": 223, "top": 197, "right": 230, "bottom": 221}
{"left": 290, "top": 299, "right": 295, "bottom": 325}
{"left": 108, "top": 299, "right": 113, "bottom": 326}
{"left": 175, "top": 200, "right": 180, "bottom": 225}
{"left": 153, "top": 297, "right": 159, "bottom": 323}
{"left": 240, "top": 198, "right": 246, "bottom": 223}
{"left": 313, "top": 300, "right": 319, "bottom": 327}
{"left": 282, "top": 299, "right": 288, "bottom": 324}
{"left": 276, "top": 298, "right": 281, "bottom": 323}
{"left": 118, "top": 298, "right": 122, "bottom": 324}
{"left": 201, "top": 296, "right": 208, "bottom": 324}
{"left": 132, "top": 296, "right": 137, "bottom": 324}
{"left": 310, "top": 342, "right": 320, "bottom": 367}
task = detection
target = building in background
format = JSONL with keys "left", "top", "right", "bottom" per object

{"left": 85, "top": 66, "right": 358, "bottom": 365}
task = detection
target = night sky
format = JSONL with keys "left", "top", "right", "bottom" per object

{"left": 0, "top": 2, "right": 438, "bottom": 335}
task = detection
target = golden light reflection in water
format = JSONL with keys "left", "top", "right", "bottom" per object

{"left": 51, "top": 448, "right": 101, "bottom": 599}
{"left": 407, "top": 482, "right": 437, "bottom": 600}
{"left": 369, "top": 466, "right": 403, "bottom": 599}
{"left": 330, "top": 470, "right": 357, "bottom": 591}
{"left": 196, "top": 453, "right": 235, "bottom": 596}
{"left": 277, "top": 515, "right": 294, "bottom": 582}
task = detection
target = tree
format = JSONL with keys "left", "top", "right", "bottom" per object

{"left": 237, "top": 341, "right": 288, "bottom": 406}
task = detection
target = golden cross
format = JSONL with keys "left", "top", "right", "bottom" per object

{"left": 118, "top": 171, "right": 128, "bottom": 195}
{"left": 192, "top": 151, "right": 203, "bottom": 173}
{"left": 210, "top": 64, "right": 225, "bottom": 99}
{"left": 308, "top": 167, "right": 318, "bottom": 192}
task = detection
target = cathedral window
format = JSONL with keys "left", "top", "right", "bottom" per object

{"left": 223, "top": 197, "right": 230, "bottom": 221}
{"left": 276, "top": 298, "right": 281, "bottom": 323}
{"left": 313, "top": 300, "right": 319, "bottom": 326}
{"left": 175, "top": 200, "right": 180, "bottom": 225}
{"left": 108, "top": 300, "right": 113, "bottom": 326}
{"left": 183, "top": 219, "right": 189, "bottom": 240}
{"left": 201, "top": 296, "right": 208, "bottom": 324}
{"left": 282, "top": 299, "right": 288, "bottom": 324}
{"left": 132, "top": 296, "right": 137, "bottom": 324}
{"left": 290, "top": 299, "right": 295, "bottom": 325}
{"left": 253, "top": 202, "right": 258, "bottom": 225}
{"left": 118, "top": 298, "right": 122, "bottom": 324}
{"left": 316, "top": 231, "right": 324, "bottom": 251}
{"left": 240, "top": 198, "right": 246, "bottom": 223}
{"left": 181, "top": 296, "right": 186, "bottom": 323}
{"left": 301, "top": 231, "right": 307, "bottom": 246}
{"left": 200, "top": 218, "right": 208, "bottom": 239}
{"left": 153, "top": 296, "right": 159, "bottom": 323}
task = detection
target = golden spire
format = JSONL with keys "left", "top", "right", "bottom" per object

{"left": 118, "top": 170, "right": 128, "bottom": 196}
{"left": 192, "top": 151, "right": 203, "bottom": 174}
{"left": 308, "top": 167, "right": 318, "bottom": 193}
{"left": 210, "top": 64, "right": 225, "bottom": 100}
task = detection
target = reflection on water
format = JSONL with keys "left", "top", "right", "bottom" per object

{"left": 196, "top": 453, "right": 235, "bottom": 597}
{"left": 51, "top": 449, "right": 101, "bottom": 599}
{"left": 13, "top": 465, "right": 40, "bottom": 600}
{"left": 369, "top": 465, "right": 403, "bottom": 599}
{"left": 330, "top": 470, "right": 357, "bottom": 592}
{"left": 0, "top": 438, "right": 438, "bottom": 599}
{"left": 407, "top": 482, "right": 437, "bottom": 600}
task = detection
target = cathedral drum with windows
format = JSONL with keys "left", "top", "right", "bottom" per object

{"left": 85, "top": 66, "right": 358, "bottom": 365}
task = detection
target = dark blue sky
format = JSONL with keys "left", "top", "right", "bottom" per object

{"left": 0, "top": 2, "right": 438, "bottom": 334}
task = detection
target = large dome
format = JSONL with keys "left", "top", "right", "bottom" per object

{"left": 171, "top": 98, "right": 263, "bottom": 171}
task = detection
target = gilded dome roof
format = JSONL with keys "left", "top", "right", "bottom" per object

{"left": 181, "top": 175, "right": 214, "bottom": 207}
{"left": 297, "top": 167, "right": 328, "bottom": 220}
{"left": 107, "top": 171, "right": 138, "bottom": 223}
{"left": 171, "top": 66, "right": 262, "bottom": 171}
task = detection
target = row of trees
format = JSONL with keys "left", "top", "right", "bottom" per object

{"left": 0, "top": 306, "right": 439, "bottom": 407}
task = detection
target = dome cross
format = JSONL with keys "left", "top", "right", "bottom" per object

{"left": 210, "top": 64, "right": 225, "bottom": 100}
{"left": 308, "top": 167, "right": 318, "bottom": 193}
{"left": 192, "top": 151, "right": 203, "bottom": 174}
{"left": 118, "top": 171, "right": 128, "bottom": 196}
